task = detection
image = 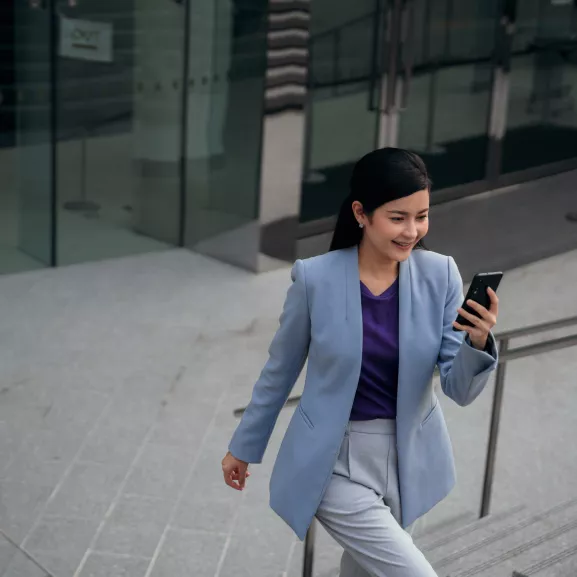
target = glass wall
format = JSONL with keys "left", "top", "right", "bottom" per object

{"left": 502, "top": 0, "right": 577, "bottom": 174}
{"left": 299, "top": 0, "right": 577, "bottom": 226}
{"left": 0, "top": 0, "right": 269, "bottom": 275}
{"left": 183, "top": 0, "right": 268, "bottom": 270}
{"left": 300, "top": 0, "right": 501, "bottom": 223}
{"left": 55, "top": 0, "right": 183, "bottom": 265}
{"left": 397, "top": 0, "right": 500, "bottom": 190}
{"left": 0, "top": 1, "right": 54, "bottom": 275}
{"left": 301, "top": 0, "right": 382, "bottom": 222}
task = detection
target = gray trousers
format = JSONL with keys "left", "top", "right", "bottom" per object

{"left": 315, "top": 419, "right": 438, "bottom": 577}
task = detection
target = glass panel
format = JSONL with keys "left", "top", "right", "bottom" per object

{"left": 300, "top": 0, "right": 381, "bottom": 223}
{"left": 55, "top": 0, "right": 183, "bottom": 265}
{"left": 398, "top": 0, "right": 500, "bottom": 190}
{"left": 0, "top": 1, "right": 53, "bottom": 275}
{"left": 501, "top": 0, "right": 577, "bottom": 173}
{"left": 184, "top": 0, "right": 268, "bottom": 270}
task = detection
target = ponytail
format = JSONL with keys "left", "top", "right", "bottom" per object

{"left": 329, "top": 196, "right": 361, "bottom": 252}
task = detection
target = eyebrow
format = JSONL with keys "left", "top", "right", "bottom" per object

{"left": 387, "top": 209, "right": 429, "bottom": 215}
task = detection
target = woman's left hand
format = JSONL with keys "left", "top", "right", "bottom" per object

{"left": 453, "top": 287, "right": 499, "bottom": 351}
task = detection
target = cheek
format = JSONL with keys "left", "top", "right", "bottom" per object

{"left": 373, "top": 220, "right": 398, "bottom": 240}
{"left": 419, "top": 220, "right": 430, "bottom": 237}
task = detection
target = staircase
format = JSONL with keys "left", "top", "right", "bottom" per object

{"left": 412, "top": 497, "right": 577, "bottom": 577}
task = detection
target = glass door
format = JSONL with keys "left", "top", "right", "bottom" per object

{"left": 500, "top": 0, "right": 577, "bottom": 174}
{"left": 183, "top": 0, "right": 269, "bottom": 270}
{"left": 300, "top": 0, "right": 385, "bottom": 222}
{"left": 392, "top": 0, "right": 501, "bottom": 190}
{"left": 300, "top": 0, "right": 502, "bottom": 224}
{"left": 0, "top": 0, "right": 55, "bottom": 274}
{"left": 54, "top": 0, "right": 184, "bottom": 265}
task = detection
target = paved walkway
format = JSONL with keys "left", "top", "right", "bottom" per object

{"left": 1, "top": 246, "right": 577, "bottom": 577}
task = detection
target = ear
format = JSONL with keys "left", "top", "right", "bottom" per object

{"left": 351, "top": 201, "right": 365, "bottom": 225}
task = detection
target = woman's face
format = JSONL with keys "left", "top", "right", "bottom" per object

{"left": 354, "top": 189, "right": 430, "bottom": 262}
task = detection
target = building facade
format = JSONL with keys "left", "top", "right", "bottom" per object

{"left": 1, "top": 0, "right": 576, "bottom": 275}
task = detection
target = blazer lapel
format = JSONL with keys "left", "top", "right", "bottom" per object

{"left": 344, "top": 247, "right": 363, "bottom": 358}
{"left": 398, "top": 255, "right": 413, "bottom": 409}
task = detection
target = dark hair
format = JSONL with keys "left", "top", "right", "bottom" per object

{"left": 329, "top": 147, "right": 431, "bottom": 252}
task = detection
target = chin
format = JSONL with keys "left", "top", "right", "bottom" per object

{"left": 389, "top": 242, "right": 416, "bottom": 262}
{"left": 395, "top": 252, "right": 412, "bottom": 263}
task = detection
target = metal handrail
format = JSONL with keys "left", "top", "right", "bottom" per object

{"left": 480, "top": 315, "right": 577, "bottom": 519}
{"left": 233, "top": 314, "right": 577, "bottom": 577}
{"left": 493, "top": 314, "right": 577, "bottom": 341}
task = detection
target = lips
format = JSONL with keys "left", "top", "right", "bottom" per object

{"left": 393, "top": 241, "right": 414, "bottom": 249}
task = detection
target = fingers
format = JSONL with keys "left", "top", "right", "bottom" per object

{"left": 462, "top": 300, "right": 497, "bottom": 327}
{"left": 463, "top": 300, "right": 487, "bottom": 319}
{"left": 453, "top": 319, "right": 479, "bottom": 334}
{"left": 466, "top": 290, "right": 499, "bottom": 318}
{"left": 457, "top": 306, "right": 484, "bottom": 328}
{"left": 223, "top": 465, "right": 250, "bottom": 491}
{"left": 237, "top": 467, "right": 247, "bottom": 490}
{"left": 224, "top": 471, "right": 240, "bottom": 490}
{"left": 487, "top": 287, "right": 500, "bottom": 315}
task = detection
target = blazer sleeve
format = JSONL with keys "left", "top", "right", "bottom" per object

{"left": 437, "top": 257, "right": 498, "bottom": 407}
{"left": 228, "top": 259, "right": 311, "bottom": 463}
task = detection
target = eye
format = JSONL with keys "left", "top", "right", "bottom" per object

{"left": 390, "top": 217, "right": 404, "bottom": 222}
{"left": 417, "top": 215, "right": 429, "bottom": 221}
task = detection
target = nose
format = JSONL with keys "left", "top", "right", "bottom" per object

{"left": 403, "top": 220, "right": 418, "bottom": 240}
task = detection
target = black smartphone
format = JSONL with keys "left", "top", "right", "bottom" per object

{"left": 453, "top": 272, "right": 503, "bottom": 331}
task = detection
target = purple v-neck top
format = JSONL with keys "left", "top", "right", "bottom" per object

{"left": 349, "top": 278, "right": 400, "bottom": 421}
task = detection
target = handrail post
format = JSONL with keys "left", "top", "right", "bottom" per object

{"left": 302, "top": 519, "right": 316, "bottom": 577}
{"left": 480, "top": 337, "right": 509, "bottom": 518}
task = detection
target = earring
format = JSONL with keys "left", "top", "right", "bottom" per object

{"left": 358, "top": 223, "right": 364, "bottom": 229}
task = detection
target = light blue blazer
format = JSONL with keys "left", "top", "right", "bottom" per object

{"left": 229, "top": 247, "right": 498, "bottom": 541}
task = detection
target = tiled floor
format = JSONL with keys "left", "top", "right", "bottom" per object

{"left": 0, "top": 246, "right": 577, "bottom": 576}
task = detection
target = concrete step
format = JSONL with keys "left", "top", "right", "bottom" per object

{"left": 414, "top": 510, "right": 479, "bottom": 545}
{"left": 429, "top": 497, "right": 577, "bottom": 576}
{"left": 512, "top": 542, "right": 577, "bottom": 576}
{"left": 467, "top": 525, "right": 577, "bottom": 577}
{"left": 417, "top": 505, "right": 527, "bottom": 553}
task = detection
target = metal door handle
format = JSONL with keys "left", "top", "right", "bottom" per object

{"left": 384, "top": 0, "right": 403, "bottom": 112}
{"left": 399, "top": 0, "right": 415, "bottom": 110}
{"left": 369, "top": 0, "right": 392, "bottom": 111}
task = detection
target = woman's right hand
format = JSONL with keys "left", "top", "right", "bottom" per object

{"left": 222, "top": 451, "right": 250, "bottom": 491}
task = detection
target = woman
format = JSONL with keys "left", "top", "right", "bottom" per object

{"left": 222, "top": 148, "right": 499, "bottom": 576}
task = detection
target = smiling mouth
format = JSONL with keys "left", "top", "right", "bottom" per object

{"left": 393, "top": 241, "right": 414, "bottom": 248}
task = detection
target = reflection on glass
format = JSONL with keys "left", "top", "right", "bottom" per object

{"left": 0, "top": 2, "right": 53, "bottom": 274}
{"left": 184, "top": 0, "right": 268, "bottom": 270}
{"left": 398, "top": 0, "right": 500, "bottom": 190}
{"left": 56, "top": 0, "right": 183, "bottom": 265}
{"left": 300, "top": 1, "right": 380, "bottom": 223}
{"left": 502, "top": 0, "right": 577, "bottom": 173}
